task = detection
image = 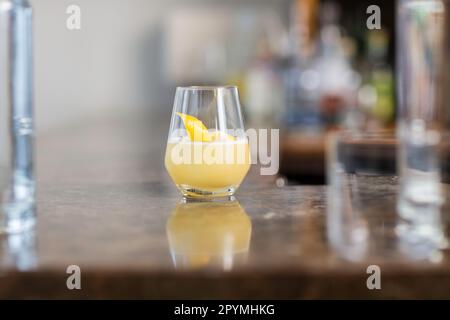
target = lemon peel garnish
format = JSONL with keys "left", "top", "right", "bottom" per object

{"left": 176, "top": 112, "right": 236, "bottom": 142}
{"left": 176, "top": 112, "right": 213, "bottom": 142}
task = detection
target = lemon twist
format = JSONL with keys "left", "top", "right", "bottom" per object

{"left": 176, "top": 112, "right": 235, "bottom": 142}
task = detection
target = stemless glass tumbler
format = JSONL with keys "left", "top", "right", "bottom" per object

{"left": 165, "top": 86, "right": 251, "bottom": 199}
{"left": 0, "top": 0, "right": 35, "bottom": 234}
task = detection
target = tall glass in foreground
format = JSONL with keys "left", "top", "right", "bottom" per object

{"left": 397, "top": 0, "right": 449, "bottom": 248}
{"left": 165, "top": 86, "right": 251, "bottom": 199}
{"left": 0, "top": 0, "right": 35, "bottom": 234}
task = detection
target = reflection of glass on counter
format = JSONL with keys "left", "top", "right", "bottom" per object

{"left": 166, "top": 199, "right": 252, "bottom": 270}
{"left": 1, "top": 231, "right": 38, "bottom": 271}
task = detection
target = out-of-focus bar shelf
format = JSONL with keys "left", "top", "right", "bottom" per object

{"left": 280, "top": 129, "right": 397, "bottom": 183}
{"left": 280, "top": 132, "right": 327, "bottom": 184}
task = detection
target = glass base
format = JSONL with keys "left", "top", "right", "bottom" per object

{"left": 177, "top": 184, "right": 238, "bottom": 200}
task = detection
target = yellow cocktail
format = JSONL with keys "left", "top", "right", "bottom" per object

{"left": 165, "top": 112, "right": 250, "bottom": 198}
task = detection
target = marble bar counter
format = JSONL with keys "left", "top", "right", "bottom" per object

{"left": 1, "top": 112, "right": 449, "bottom": 299}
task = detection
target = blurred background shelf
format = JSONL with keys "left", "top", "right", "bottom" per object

{"left": 0, "top": 0, "right": 420, "bottom": 299}
{"left": 31, "top": 0, "right": 398, "bottom": 184}
{"left": 280, "top": 131, "right": 327, "bottom": 184}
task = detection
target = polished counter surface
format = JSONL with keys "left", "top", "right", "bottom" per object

{"left": 1, "top": 112, "right": 450, "bottom": 299}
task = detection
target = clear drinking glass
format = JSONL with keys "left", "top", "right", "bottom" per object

{"left": 327, "top": 131, "right": 439, "bottom": 261}
{"left": 397, "top": 0, "right": 449, "bottom": 248}
{"left": 0, "top": 0, "right": 35, "bottom": 234}
{"left": 165, "top": 86, "right": 251, "bottom": 199}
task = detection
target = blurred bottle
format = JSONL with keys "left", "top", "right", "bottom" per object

{"left": 358, "top": 29, "right": 394, "bottom": 129}
{"left": 282, "top": 0, "right": 320, "bottom": 131}
{"left": 244, "top": 38, "right": 284, "bottom": 128}
{"left": 282, "top": 0, "right": 360, "bottom": 132}
{"left": 238, "top": 12, "right": 287, "bottom": 129}
{"left": 315, "top": 19, "right": 360, "bottom": 128}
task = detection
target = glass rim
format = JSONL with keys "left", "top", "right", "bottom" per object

{"left": 330, "top": 130, "right": 396, "bottom": 138}
{"left": 329, "top": 130, "right": 397, "bottom": 145}
{"left": 176, "top": 85, "right": 238, "bottom": 91}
